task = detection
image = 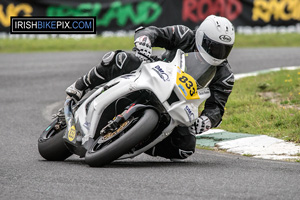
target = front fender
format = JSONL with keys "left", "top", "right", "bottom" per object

{"left": 122, "top": 104, "right": 159, "bottom": 121}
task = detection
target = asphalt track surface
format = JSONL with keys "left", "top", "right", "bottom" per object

{"left": 1, "top": 47, "right": 300, "bottom": 200}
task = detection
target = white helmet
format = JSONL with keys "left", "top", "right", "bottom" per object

{"left": 195, "top": 15, "right": 235, "bottom": 66}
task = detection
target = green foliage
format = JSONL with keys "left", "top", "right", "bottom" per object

{"left": 219, "top": 69, "right": 300, "bottom": 143}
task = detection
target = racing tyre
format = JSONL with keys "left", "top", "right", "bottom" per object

{"left": 85, "top": 109, "right": 159, "bottom": 167}
{"left": 38, "top": 120, "right": 73, "bottom": 161}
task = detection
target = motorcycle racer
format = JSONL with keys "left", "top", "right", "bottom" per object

{"left": 66, "top": 15, "right": 235, "bottom": 160}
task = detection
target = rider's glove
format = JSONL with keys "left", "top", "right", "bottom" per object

{"left": 66, "top": 82, "right": 84, "bottom": 101}
{"left": 133, "top": 35, "right": 152, "bottom": 62}
{"left": 188, "top": 116, "right": 212, "bottom": 135}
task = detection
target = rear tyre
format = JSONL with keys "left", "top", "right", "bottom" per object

{"left": 85, "top": 109, "right": 159, "bottom": 167}
{"left": 38, "top": 121, "right": 73, "bottom": 161}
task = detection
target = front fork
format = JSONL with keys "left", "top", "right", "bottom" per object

{"left": 62, "top": 98, "right": 87, "bottom": 157}
{"left": 63, "top": 98, "right": 77, "bottom": 144}
{"left": 100, "top": 103, "right": 158, "bottom": 136}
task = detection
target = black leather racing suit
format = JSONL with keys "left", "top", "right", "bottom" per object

{"left": 134, "top": 25, "right": 235, "bottom": 128}
{"left": 72, "top": 25, "right": 234, "bottom": 160}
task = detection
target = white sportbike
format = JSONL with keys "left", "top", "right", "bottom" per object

{"left": 38, "top": 50, "right": 216, "bottom": 167}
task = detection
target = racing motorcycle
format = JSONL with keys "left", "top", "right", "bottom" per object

{"left": 38, "top": 49, "right": 216, "bottom": 167}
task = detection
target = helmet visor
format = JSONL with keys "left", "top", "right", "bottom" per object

{"left": 201, "top": 34, "right": 233, "bottom": 59}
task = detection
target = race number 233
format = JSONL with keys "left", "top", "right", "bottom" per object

{"left": 176, "top": 71, "right": 200, "bottom": 100}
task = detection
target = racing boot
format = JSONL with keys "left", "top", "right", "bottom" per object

{"left": 66, "top": 81, "right": 85, "bottom": 101}
{"left": 66, "top": 66, "right": 106, "bottom": 101}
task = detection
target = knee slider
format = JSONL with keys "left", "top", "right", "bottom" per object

{"left": 101, "top": 50, "right": 127, "bottom": 68}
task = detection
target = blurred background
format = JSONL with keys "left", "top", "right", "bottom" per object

{"left": 2, "top": 0, "right": 300, "bottom": 52}
{"left": 1, "top": 0, "right": 300, "bottom": 39}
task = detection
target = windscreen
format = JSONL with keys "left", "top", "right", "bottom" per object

{"left": 185, "top": 52, "right": 216, "bottom": 88}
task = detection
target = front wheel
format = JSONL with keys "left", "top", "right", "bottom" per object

{"left": 38, "top": 120, "right": 73, "bottom": 161}
{"left": 85, "top": 109, "right": 159, "bottom": 167}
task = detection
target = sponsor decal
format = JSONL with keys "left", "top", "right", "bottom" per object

{"left": 10, "top": 17, "right": 96, "bottom": 34}
{"left": 152, "top": 65, "right": 170, "bottom": 81}
{"left": 47, "top": 1, "right": 162, "bottom": 27}
{"left": 178, "top": 84, "right": 187, "bottom": 96}
{"left": 219, "top": 35, "right": 232, "bottom": 42}
{"left": 252, "top": 0, "right": 300, "bottom": 23}
{"left": 198, "top": 88, "right": 210, "bottom": 95}
{"left": 182, "top": 0, "right": 242, "bottom": 22}
{"left": 184, "top": 105, "right": 195, "bottom": 123}
{"left": 68, "top": 125, "right": 76, "bottom": 142}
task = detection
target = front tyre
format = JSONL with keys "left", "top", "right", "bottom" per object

{"left": 85, "top": 109, "right": 159, "bottom": 167}
{"left": 38, "top": 120, "right": 73, "bottom": 161}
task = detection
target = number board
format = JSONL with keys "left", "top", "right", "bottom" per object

{"left": 68, "top": 125, "right": 76, "bottom": 142}
{"left": 176, "top": 68, "right": 200, "bottom": 100}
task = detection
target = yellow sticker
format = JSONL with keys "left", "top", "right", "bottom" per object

{"left": 176, "top": 69, "right": 200, "bottom": 100}
{"left": 68, "top": 125, "right": 76, "bottom": 142}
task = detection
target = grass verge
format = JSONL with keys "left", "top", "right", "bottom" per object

{"left": 1, "top": 33, "right": 300, "bottom": 53}
{"left": 219, "top": 69, "right": 300, "bottom": 143}
{"left": 0, "top": 36, "right": 134, "bottom": 53}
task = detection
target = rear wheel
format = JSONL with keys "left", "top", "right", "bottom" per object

{"left": 85, "top": 109, "right": 159, "bottom": 167}
{"left": 38, "top": 120, "right": 73, "bottom": 161}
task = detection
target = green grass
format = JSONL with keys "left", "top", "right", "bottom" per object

{"left": 0, "top": 36, "right": 134, "bottom": 53}
{"left": 218, "top": 69, "right": 300, "bottom": 143}
{"left": 1, "top": 33, "right": 300, "bottom": 53}
{"left": 236, "top": 33, "right": 300, "bottom": 47}
{"left": 242, "top": 154, "right": 255, "bottom": 157}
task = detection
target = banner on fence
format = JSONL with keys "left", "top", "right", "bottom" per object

{"left": 1, "top": 0, "right": 300, "bottom": 35}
